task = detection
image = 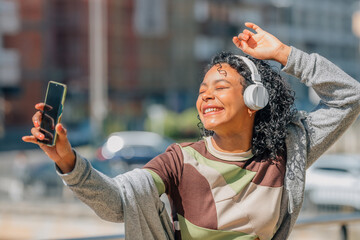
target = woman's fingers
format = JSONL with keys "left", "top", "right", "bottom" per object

{"left": 233, "top": 24, "right": 261, "bottom": 54}
{"left": 245, "top": 22, "right": 263, "bottom": 33}
{"left": 21, "top": 135, "right": 49, "bottom": 147}
{"left": 22, "top": 135, "right": 38, "bottom": 144}
{"left": 53, "top": 123, "right": 75, "bottom": 173}
{"left": 32, "top": 111, "right": 42, "bottom": 128}
{"left": 233, "top": 32, "right": 250, "bottom": 46}
{"left": 31, "top": 127, "right": 45, "bottom": 140}
{"left": 33, "top": 103, "right": 45, "bottom": 128}
{"left": 242, "top": 29, "right": 255, "bottom": 38}
{"left": 237, "top": 32, "right": 250, "bottom": 41}
{"left": 232, "top": 36, "right": 241, "bottom": 48}
{"left": 35, "top": 103, "right": 45, "bottom": 111}
{"left": 55, "top": 123, "right": 70, "bottom": 146}
{"left": 56, "top": 123, "right": 67, "bottom": 137}
{"left": 233, "top": 36, "right": 253, "bottom": 54}
{"left": 33, "top": 103, "right": 54, "bottom": 128}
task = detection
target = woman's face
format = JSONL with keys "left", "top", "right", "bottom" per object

{"left": 196, "top": 63, "right": 251, "bottom": 135}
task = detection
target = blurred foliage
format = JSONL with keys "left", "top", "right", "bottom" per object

{"left": 103, "top": 114, "right": 127, "bottom": 137}
{"left": 145, "top": 107, "right": 200, "bottom": 141}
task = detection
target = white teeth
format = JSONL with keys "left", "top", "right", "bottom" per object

{"left": 204, "top": 108, "right": 221, "bottom": 114}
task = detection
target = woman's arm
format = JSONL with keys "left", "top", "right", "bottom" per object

{"left": 57, "top": 152, "right": 125, "bottom": 222}
{"left": 283, "top": 47, "right": 360, "bottom": 167}
{"left": 58, "top": 154, "right": 174, "bottom": 239}
{"left": 22, "top": 104, "right": 125, "bottom": 222}
{"left": 233, "top": 22, "right": 360, "bottom": 167}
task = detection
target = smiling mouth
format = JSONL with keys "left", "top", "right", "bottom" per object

{"left": 203, "top": 107, "right": 224, "bottom": 114}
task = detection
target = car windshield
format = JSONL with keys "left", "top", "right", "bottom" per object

{"left": 99, "top": 131, "right": 174, "bottom": 162}
{"left": 315, "top": 167, "right": 349, "bottom": 173}
{"left": 310, "top": 154, "right": 360, "bottom": 175}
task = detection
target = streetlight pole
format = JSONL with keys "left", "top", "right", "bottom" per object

{"left": 89, "top": 0, "right": 108, "bottom": 142}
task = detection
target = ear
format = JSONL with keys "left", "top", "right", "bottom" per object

{"left": 248, "top": 108, "right": 257, "bottom": 118}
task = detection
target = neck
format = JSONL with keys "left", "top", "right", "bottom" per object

{"left": 211, "top": 131, "right": 252, "bottom": 153}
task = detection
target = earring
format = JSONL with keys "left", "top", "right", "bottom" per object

{"left": 248, "top": 109, "right": 255, "bottom": 118}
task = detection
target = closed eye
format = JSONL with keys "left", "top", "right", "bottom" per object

{"left": 216, "top": 86, "right": 229, "bottom": 90}
{"left": 199, "top": 87, "right": 207, "bottom": 95}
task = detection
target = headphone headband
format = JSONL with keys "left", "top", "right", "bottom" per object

{"left": 234, "top": 55, "right": 269, "bottom": 110}
{"left": 234, "top": 55, "right": 262, "bottom": 83}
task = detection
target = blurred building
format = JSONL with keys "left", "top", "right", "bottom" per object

{"left": 0, "top": 0, "right": 89, "bottom": 150}
{"left": 192, "top": 0, "right": 360, "bottom": 109}
{"left": 0, "top": 0, "right": 359, "bottom": 150}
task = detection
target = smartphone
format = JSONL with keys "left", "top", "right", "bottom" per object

{"left": 38, "top": 81, "right": 67, "bottom": 146}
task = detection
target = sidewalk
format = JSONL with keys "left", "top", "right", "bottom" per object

{"left": 0, "top": 200, "right": 124, "bottom": 240}
{"left": 291, "top": 222, "right": 360, "bottom": 240}
{"left": 2, "top": 199, "right": 360, "bottom": 240}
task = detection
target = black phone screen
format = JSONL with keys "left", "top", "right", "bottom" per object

{"left": 39, "top": 81, "right": 66, "bottom": 146}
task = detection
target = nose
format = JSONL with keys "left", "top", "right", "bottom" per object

{"left": 202, "top": 89, "right": 215, "bottom": 101}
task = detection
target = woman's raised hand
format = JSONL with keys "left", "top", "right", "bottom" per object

{"left": 233, "top": 22, "right": 291, "bottom": 66}
{"left": 22, "top": 103, "right": 75, "bottom": 173}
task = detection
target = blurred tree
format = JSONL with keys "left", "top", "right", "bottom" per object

{"left": 145, "top": 107, "right": 199, "bottom": 141}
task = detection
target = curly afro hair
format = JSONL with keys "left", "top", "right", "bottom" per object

{"left": 198, "top": 51, "right": 297, "bottom": 159}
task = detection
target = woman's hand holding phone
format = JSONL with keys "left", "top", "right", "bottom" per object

{"left": 22, "top": 103, "right": 75, "bottom": 173}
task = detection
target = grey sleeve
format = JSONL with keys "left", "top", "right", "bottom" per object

{"left": 56, "top": 151, "right": 124, "bottom": 222}
{"left": 282, "top": 47, "right": 360, "bottom": 168}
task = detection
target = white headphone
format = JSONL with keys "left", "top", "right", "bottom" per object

{"left": 235, "top": 55, "right": 269, "bottom": 110}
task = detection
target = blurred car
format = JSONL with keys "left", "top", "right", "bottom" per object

{"left": 67, "top": 120, "right": 92, "bottom": 147}
{"left": 93, "top": 131, "right": 174, "bottom": 177}
{"left": 305, "top": 154, "right": 360, "bottom": 210}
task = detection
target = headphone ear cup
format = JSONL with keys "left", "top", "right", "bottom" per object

{"left": 243, "top": 84, "right": 269, "bottom": 110}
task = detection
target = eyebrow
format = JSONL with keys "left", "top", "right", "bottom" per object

{"left": 200, "top": 79, "right": 231, "bottom": 87}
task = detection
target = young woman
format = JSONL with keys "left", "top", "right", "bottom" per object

{"left": 23, "top": 23, "right": 360, "bottom": 240}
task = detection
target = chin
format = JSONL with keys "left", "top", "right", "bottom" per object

{"left": 202, "top": 122, "right": 221, "bottom": 132}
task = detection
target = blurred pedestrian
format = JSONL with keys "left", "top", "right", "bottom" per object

{"left": 22, "top": 22, "right": 360, "bottom": 240}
